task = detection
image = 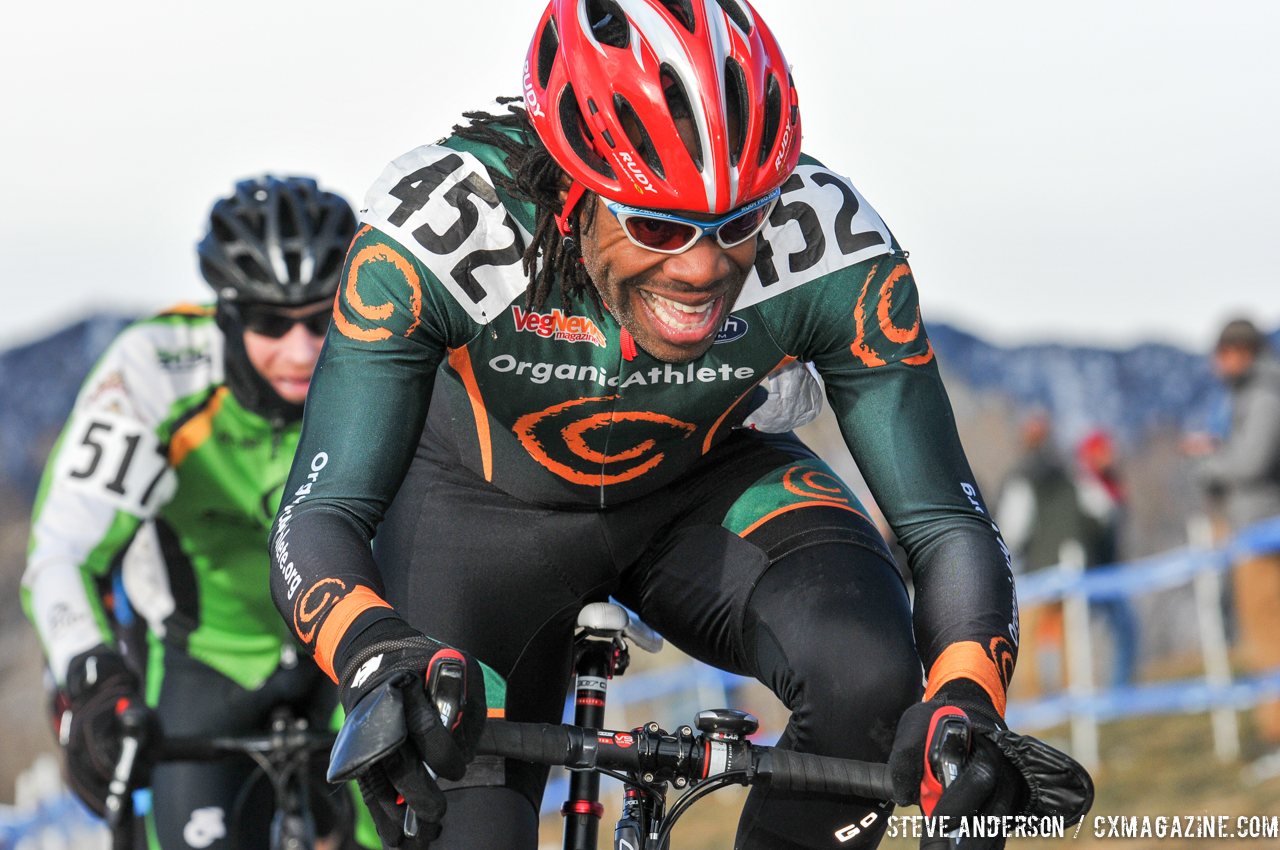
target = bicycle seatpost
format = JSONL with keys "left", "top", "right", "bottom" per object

{"left": 563, "top": 605, "right": 630, "bottom": 850}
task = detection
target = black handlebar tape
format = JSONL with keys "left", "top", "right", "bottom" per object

{"left": 478, "top": 720, "right": 583, "bottom": 767}
{"left": 756, "top": 749, "right": 894, "bottom": 800}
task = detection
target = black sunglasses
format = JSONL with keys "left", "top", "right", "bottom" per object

{"left": 239, "top": 304, "right": 331, "bottom": 339}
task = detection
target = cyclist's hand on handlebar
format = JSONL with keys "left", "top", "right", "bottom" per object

{"left": 889, "top": 679, "right": 1094, "bottom": 849}
{"left": 329, "top": 619, "right": 486, "bottom": 847}
{"left": 58, "top": 645, "right": 156, "bottom": 817}
{"left": 889, "top": 680, "right": 1022, "bottom": 849}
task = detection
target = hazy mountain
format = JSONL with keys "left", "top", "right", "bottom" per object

{"left": 1, "top": 315, "right": 132, "bottom": 500}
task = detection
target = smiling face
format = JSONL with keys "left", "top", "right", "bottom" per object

{"left": 578, "top": 195, "right": 759, "bottom": 363}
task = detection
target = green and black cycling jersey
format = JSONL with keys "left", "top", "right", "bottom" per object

{"left": 270, "top": 130, "right": 1018, "bottom": 712}
{"left": 23, "top": 307, "right": 301, "bottom": 691}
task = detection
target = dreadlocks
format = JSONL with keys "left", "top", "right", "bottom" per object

{"left": 453, "top": 98, "right": 599, "bottom": 311}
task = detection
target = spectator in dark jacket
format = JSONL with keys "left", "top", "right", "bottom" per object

{"left": 998, "top": 413, "right": 1081, "bottom": 697}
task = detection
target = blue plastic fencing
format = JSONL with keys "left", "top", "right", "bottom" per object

{"left": 1007, "top": 516, "right": 1280, "bottom": 729}
{"left": 0, "top": 782, "right": 104, "bottom": 850}
{"left": 1015, "top": 516, "right": 1280, "bottom": 606}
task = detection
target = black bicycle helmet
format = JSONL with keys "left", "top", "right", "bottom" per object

{"left": 198, "top": 176, "right": 357, "bottom": 305}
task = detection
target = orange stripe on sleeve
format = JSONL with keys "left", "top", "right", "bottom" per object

{"left": 169, "top": 387, "right": 229, "bottom": 467}
{"left": 923, "top": 641, "right": 1007, "bottom": 718}
{"left": 448, "top": 347, "right": 493, "bottom": 482}
{"left": 314, "top": 586, "right": 394, "bottom": 683}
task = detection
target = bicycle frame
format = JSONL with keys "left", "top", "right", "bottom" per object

{"left": 549, "top": 604, "right": 964, "bottom": 850}
{"left": 107, "top": 705, "right": 335, "bottom": 850}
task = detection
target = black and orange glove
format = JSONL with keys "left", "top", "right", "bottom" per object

{"left": 889, "top": 679, "right": 1093, "bottom": 849}
{"left": 328, "top": 618, "right": 486, "bottom": 848}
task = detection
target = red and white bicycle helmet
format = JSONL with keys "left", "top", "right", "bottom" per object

{"left": 524, "top": 0, "right": 801, "bottom": 215}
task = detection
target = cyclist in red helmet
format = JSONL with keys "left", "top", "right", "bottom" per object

{"left": 270, "top": 2, "right": 1088, "bottom": 847}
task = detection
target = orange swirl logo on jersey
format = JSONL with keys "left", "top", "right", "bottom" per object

{"left": 292, "top": 577, "right": 348, "bottom": 646}
{"left": 513, "top": 396, "right": 696, "bottom": 486}
{"left": 850, "top": 260, "right": 935, "bottom": 368}
{"left": 333, "top": 230, "right": 423, "bottom": 342}
{"left": 782, "top": 466, "right": 854, "bottom": 504}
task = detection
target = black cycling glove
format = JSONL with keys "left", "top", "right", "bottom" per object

{"left": 889, "top": 679, "right": 1093, "bottom": 850}
{"left": 59, "top": 645, "right": 156, "bottom": 816}
{"left": 328, "top": 618, "right": 486, "bottom": 848}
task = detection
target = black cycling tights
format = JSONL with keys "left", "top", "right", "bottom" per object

{"left": 376, "top": 432, "right": 922, "bottom": 848}
{"left": 144, "top": 646, "right": 348, "bottom": 850}
{"left": 421, "top": 535, "right": 920, "bottom": 849}
{"left": 730, "top": 540, "right": 919, "bottom": 848}
{"left": 621, "top": 525, "right": 921, "bottom": 850}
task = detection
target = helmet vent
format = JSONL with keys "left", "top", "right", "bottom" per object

{"left": 723, "top": 58, "right": 748, "bottom": 166}
{"left": 284, "top": 251, "right": 303, "bottom": 284}
{"left": 658, "top": 67, "right": 702, "bottom": 171}
{"left": 656, "top": 0, "right": 696, "bottom": 34}
{"left": 537, "top": 16, "right": 560, "bottom": 87}
{"left": 713, "top": 0, "right": 751, "bottom": 34}
{"left": 614, "top": 94, "right": 666, "bottom": 178}
{"left": 560, "top": 85, "right": 617, "bottom": 179}
{"left": 788, "top": 72, "right": 799, "bottom": 126}
{"left": 278, "top": 203, "right": 300, "bottom": 239}
{"left": 211, "top": 215, "right": 236, "bottom": 244}
{"left": 756, "top": 73, "right": 782, "bottom": 168}
{"left": 234, "top": 254, "right": 272, "bottom": 285}
{"left": 240, "top": 209, "right": 266, "bottom": 241}
{"left": 586, "top": 0, "right": 630, "bottom": 48}
{"left": 316, "top": 249, "right": 343, "bottom": 285}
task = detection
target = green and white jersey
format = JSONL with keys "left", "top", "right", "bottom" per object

{"left": 24, "top": 306, "right": 300, "bottom": 689}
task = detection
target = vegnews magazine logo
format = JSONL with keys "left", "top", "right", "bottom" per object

{"left": 512, "top": 307, "right": 606, "bottom": 348}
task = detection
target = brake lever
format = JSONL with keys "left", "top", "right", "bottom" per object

{"left": 928, "top": 715, "right": 971, "bottom": 848}
{"left": 403, "top": 656, "right": 466, "bottom": 839}
{"left": 105, "top": 702, "right": 152, "bottom": 830}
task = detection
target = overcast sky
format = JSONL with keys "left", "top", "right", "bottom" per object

{"left": 2, "top": 0, "right": 1276, "bottom": 350}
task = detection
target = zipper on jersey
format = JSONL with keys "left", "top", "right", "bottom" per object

{"left": 269, "top": 416, "right": 286, "bottom": 459}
